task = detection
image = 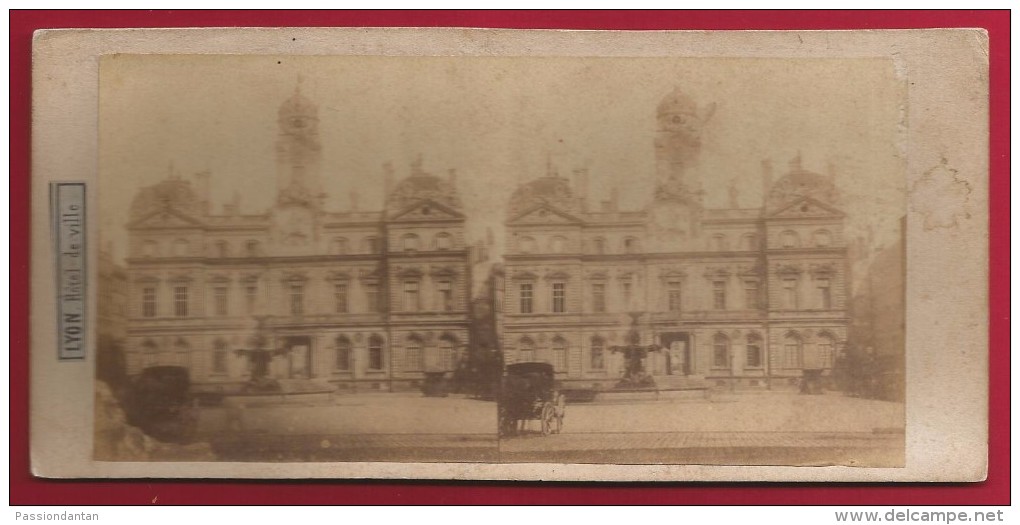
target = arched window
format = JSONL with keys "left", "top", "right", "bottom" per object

{"left": 172, "top": 239, "right": 190, "bottom": 257}
{"left": 519, "top": 236, "right": 536, "bottom": 254}
{"left": 173, "top": 337, "right": 190, "bottom": 367}
{"left": 141, "top": 339, "right": 159, "bottom": 353}
{"left": 212, "top": 338, "right": 229, "bottom": 374}
{"left": 549, "top": 236, "right": 568, "bottom": 254}
{"left": 780, "top": 230, "right": 800, "bottom": 248}
{"left": 711, "top": 234, "right": 727, "bottom": 251}
{"left": 742, "top": 233, "right": 758, "bottom": 251}
{"left": 590, "top": 336, "right": 606, "bottom": 370}
{"left": 623, "top": 236, "right": 640, "bottom": 254}
{"left": 368, "top": 335, "right": 384, "bottom": 370}
{"left": 519, "top": 337, "right": 536, "bottom": 363}
{"left": 438, "top": 336, "right": 456, "bottom": 370}
{"left": 402, "top": 233, "right": 420, "bottom": 252}
{"left": 406, "top": 335, "right": 424, "bottom": 371}
{"left": 245, "top": 240, "right": 261, "bottom": 257}
{"left": 551, "top": 337, "right": 568, "bottom": 372}
{"left": 214, "top": 240, "right": 230, "bottom": 257}
{"left": 813, "top": 229, "right": 833, "bottom": 247}
{"left": 592, "top": 237, "right": 607, "bottom": 255}
{"left": 330, "top": 237, "right": 349, "bottom": 255}
{"left": 712, "top": 333, "right": 730, "bottom": 369}
{"left": 141, "top": 240, "right": 159, "bottom": 258}
{"left": 362, "top": 236, "right": 380, "bottom": 254}
{"left": 434, "top": 232, "right": 453, "bottom": 251}
{"left": 745, "top": 333, "right": 763, "bottom": 368}
{"left": 783, "top": 332, "right": 803, "bottom": 369}
{"left": 335, "top": 336, "right": 352, "bottom": 371}
{"left": 817, "top": 332, "right": 836, "bottom": 369}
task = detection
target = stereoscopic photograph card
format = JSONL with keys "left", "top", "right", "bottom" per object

{"left": 29, "top": 27, "right": 988, "bottom": 481}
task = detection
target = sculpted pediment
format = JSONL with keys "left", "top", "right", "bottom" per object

{"left": 768, "top": 197, "right": 844, "bottom": 219}
{"left": 508, "top": 204, "right": 583, "bottom": 226}
{"left": 388, "top": 199, "right": 464, "bottom": 222}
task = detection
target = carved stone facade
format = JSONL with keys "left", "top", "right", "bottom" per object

{"left": 502, "top": 90, "right": 850, "bottom": 389}
{"left": 123, "top": 88, "right": 470, "bottom": 391}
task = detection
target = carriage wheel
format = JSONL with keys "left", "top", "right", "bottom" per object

{"left": 553, "top": 393, "right": 566, "bottom": 434}
{"left": 498, "top": 406, "right": 515, "bottom": 437}
{"left": 540, "top": 402, "right": 556, "bottom": 436}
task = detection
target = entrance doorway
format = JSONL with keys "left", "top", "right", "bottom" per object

{"left": 659, "top": 332, "right": 692, "bottom": 376}
{"left": 283, "top": 336, "right": 313, "bottom": 379}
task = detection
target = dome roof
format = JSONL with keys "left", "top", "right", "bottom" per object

{"left": 130, "top": 176, "right": 203, "bottom": 220}
{"left": 507, "top": 175, "right": 578, "bottom": 218}
{"left": 386, "top": 168, "right": 462, "bottom": 214}
{"left": 766, "top": 161, "right": 839, "bottom": 210}
{"left": 657, "top": 87, "right": 698, "bottom": 117}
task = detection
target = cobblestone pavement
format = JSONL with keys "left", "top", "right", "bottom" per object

{"left": 192, "top": 390, "right": 905, "bottom": 464}
{"left": 497, "top": 431, "right": 902, "bottom": 452}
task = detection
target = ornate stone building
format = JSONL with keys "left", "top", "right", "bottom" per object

{"left": 502, "top": 89, "right": 850, "bottom": 389}
{"left": 122, "top": 86, "right": 471, "bottom": 391}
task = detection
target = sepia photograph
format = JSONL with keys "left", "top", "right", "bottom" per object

{"left": 93, "top": 53, "right": 906, "bottom": 466}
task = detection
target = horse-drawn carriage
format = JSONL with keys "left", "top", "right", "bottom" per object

{"left": 498, "top": 362, "right": 566, "bottom": 437}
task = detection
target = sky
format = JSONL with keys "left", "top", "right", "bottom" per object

{"left": 100, "top": 54, "right": 906, "bottom": 265}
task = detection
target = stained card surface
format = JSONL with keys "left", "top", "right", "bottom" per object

{"left": 30, "top": 28, "right": 987, "bottom": 481}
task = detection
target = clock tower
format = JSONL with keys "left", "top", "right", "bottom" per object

{"left": 648, "top": 88, "right": 716, "bottom": 251}
{"left": 273, "top": 80, "right": 323, "bottom": 251}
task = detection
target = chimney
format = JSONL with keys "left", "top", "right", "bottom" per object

{"left": 610, "top": 186, "right": 619, "bottom": 212}
{"left": 486, "top": 227, "right": 495, "bottom": 246}
{"left": 761, "top": 159, "right": 773, "bottom": 201}
{"left": 224, "top": 191, "right": 241, "bottom": 216}
{"left": 573, "top": 168, "right": 589, "bottom": 212}
{"left": 350, "top": 190, "right": 360, "bottom": 212}
{"left": 382, "top": 162, "right": 394, "bottom": 197}
{"left": 195, "top": 170, "right": 211, "bottom": 215}
{"left": 448, "top": 168, "right": 457, "bottom": 188}
{"left": 728, "top": 178, "right": 739, "bottom": 209}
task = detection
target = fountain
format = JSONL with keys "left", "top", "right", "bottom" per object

{"left": 609, "top": 312, "right": 663, "bottom": 390}
{"left": 234, "top": 316, "right": 289, "bottom": 392}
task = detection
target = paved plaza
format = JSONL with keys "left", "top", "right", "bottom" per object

{"left": 192, "top": 390, "right": 904, "bottom": 465}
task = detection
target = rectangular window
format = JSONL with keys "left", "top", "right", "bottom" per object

{"left": 334, "top": 282, "right": 349, "bottom": 313}
{"left": 437, "top": 280, "right": 453, "bottom": 311}
{"left": 519, "top": 283, "right": 533, "bottom": 314}
{"left": 173, "top": 286, "right": 188, "bottom": 317}
{"left": 552, "top": 283, "right": 566, "bottom": 313}
{"left": 783, "top": 278, "right": 799, "bottom": 309}
{"left": 214, "top": 286, "right": 228, "bottom": 317}
{"left": 667, "top": 281, "right": 682, "bottom": 312}
{"left": 142, "top": 287, "right": 156, "bottom": 318}
{"left": 212, "top": 350, "right": 228, "bottom": 374}
{"left": 403, "top": 281, "right": 420, "bottom": 312}
{"left": 621, "top": 280, "right": 633, "bottom": 308}
{"left": 289, "top": 284, "right": 304, "bottom": 316}
{"left": 365, "top": 282, "right": 380, "bottom": 313}
{"left": 713, "top": 281, "right": 727, "bottom": 310}
{"left": 817, "top": 278, "right": 832, "bottom": 309}
{"left": 744, "top": 281, "right": 760, "bottom": 309}
{"left": 244, "top": 284, "right": 257, "bottom": 314}
{"left": 591, "top": 283, "right": 606, "bottom": 313}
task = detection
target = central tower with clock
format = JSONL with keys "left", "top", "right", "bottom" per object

{"left": 273, "top": 80, "right": 324, "bottom": 252}
{"left": 648, "top": 88, "right": 716, "bottom": 251}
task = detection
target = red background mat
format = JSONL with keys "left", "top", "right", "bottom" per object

{"left": 9, "top": 10, "right": 1009, "bottom": 505}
